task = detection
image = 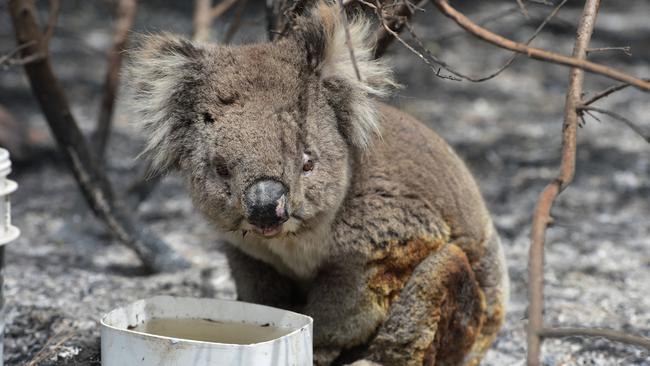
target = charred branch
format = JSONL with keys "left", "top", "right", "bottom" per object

{"left": 526, "top": 1, "right": 601, "bottom": 365}
{"left": 8, "top": 0, "right": 189, "bottom": 273}
{"left": 372, "top": 0, "right": 428, "bottom": 59}
{"left": 92, "top": 0, "right": 137, "bottom": 161}
{"left": 431, "top": 0, "right": 650, "bottom": 92}
{"left": 539, "top": 327, "right": 650, "bottom": 350}
{"left": 193, "top": 0, "right": 240, "bottom": 42}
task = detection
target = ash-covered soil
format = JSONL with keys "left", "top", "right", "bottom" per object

{"left": 1, "top": 1, "right": 649, "bottom": 365}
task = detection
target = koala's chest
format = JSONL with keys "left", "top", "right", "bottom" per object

{"left": 228, "top": 226, "right": 332, "bottom": 281}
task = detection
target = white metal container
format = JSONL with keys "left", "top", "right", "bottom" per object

{"left": 0, "top": 149, "right": 19, "bottom": 245}
{"left": 0, "top": 147, "right": 18, "bottom": 366}
{"left": 101, "top": 296, "right": 313, "bottom": 366}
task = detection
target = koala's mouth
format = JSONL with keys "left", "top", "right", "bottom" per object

{"left": 250, "top": 224, "right": 284, "bottom": 238}
{"left": 241, "top": 216, "right": 303, "bottom": 239}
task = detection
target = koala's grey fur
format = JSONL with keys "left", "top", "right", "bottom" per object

{"left": 128, "top": 2, "right": 508, "bottom": 365}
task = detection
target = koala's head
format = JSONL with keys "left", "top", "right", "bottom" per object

{"left": 128, "top": 1, "right": 394, "bottom": 238}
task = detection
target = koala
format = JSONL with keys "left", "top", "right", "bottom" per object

{"left": 128, "top": 2, "right": 508, "bottom": 365}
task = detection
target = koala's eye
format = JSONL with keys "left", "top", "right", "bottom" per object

{"left": 203, "top": 112, "right": 215, "bottom": 124}
{"left": 216, "top": 164, "right": 230, "bottom": 178}
{"left": 302, "top": 153, "right": 314, "bottom": 173}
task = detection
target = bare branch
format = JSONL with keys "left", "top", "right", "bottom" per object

{"left": 8, "top": 0, "right": 189, "bottom": 273}
{"left": 432, "top": 0, "right": 650, "bottom": 92}
{"left": 515, "top": 0, "right": 530, "bottom": 19}
{"left": 272, "top": 0, "right": 318, "bottom": 41}
{"left": 586, "top": 46, "right": 632, "bottom": 56}
{"left": 126, "top": 170, "right": 164, "bottom": 210}
{"left": 210, "top": 0, "right": 239, "bottom": 19}
{"left": 194, "top": 0, "right": 241, "bottom": 42}
{"left": 431, "top": 5, "right": 519, "bottom": 44}
{"left": 372, "top": 0, "right": 428, "bottom": 59}
{"left": 527, "top": 1, "right": 601, "bottom": 365}
{"left": 582, "top": 78, "right": 650, "bottom": 106}
{"left": 579, "top": 106, "right": 650, "bottom": 143}
{"left": 0, "top": 41, "right": 45, "bottom": 69}
{"left": 406, "top": 0, "right": 566, "bottom": 82}
{"left": 193, "top": 0, "right": 213, "bottom": 42}
{"left": 539, "top": 327, "right": 650, "bottom": 350}
{"left": 265, "top": 0, "right": 282, "bottom": 41}
{"left": 92, "top": 0, "right": 138, "bottom": 161}
{"left": 224, "top": 0, "right": 249, "bottom": 43}
{"left": 43, "top": 0, "right": 59, "bottom": 47}
{"left": 25, "top": 331, "right": 73, "bottom": 366}
{"left": 337, "top": 0, "right": 361, "bottom": 81}
{"left": 373, "top": 1, "right": 459, "bottom": 81}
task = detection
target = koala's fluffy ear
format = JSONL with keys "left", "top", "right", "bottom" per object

{"left": 292, "top": 2, "right": 397, "bottom": 149}
{"left": 126, "top": 34, "right": 205, "bottom": 173}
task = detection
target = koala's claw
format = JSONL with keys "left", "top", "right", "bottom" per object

{"left": 344, "top": 360, "right": 382, "bottom": 366}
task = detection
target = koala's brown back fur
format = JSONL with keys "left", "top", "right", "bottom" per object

{"left": 128, "top": 2, "right": 508, "bottom": 365}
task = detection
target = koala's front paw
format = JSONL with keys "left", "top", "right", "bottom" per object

{"left": 313, "top": 346, "right": 342, "bottom": 366}
{"left": 344, "top": 360, "right": 382, "bottom": 366}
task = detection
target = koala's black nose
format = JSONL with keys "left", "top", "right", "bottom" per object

{"left": 244, "top": 179, "right": 289, "bottom": 228}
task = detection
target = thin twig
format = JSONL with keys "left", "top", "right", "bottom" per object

{"left": 126, "top": 169, "right": 163, "bottom": 210}
{"left": 373, "top": 1, "right": 459, "bottom": 81}
{"left": 372, "top": 0, "right": 428, "bottom": 59}
{"left": 526, "top": 1, "right": 601, "bottom": 365}
{"left": 265, "top": 0, "right": 281, "bottom": 41}
{"left": 374, "top": 0, "right": 565, "bottom": 82}
{"left": 0, "top": 41, "right": 35, "bottom": 63}
{"left": 223, "top": 0, "right": 249, "bottom": 43}
{"left": 272, "top": 0, "right": 317, "bottom": 41}
{"left": 43, "top": 0, "right": 59, "bottom": 47}
{"left": 539, "top": 327, "right": 650, "bottom": 350}
{"left": 582, "top": 78, "right": 650, "bottom": 106}
{"left": 0, "top": 41, "right": 44, "bottom": 69}
{"left": 211, "top": 0, "right": 239, "bottom": 19}
{"left": 337, "top": 0, "right": 361, "bottom": 81}
{"left": 25, "top": 331, "right": 73, "bottom": 366}
{"left": 92, "top": 0, "right": 138, "bottom": 161}
{"left": 515, "top": 0, "right": 530, "bottom": 19}
{"left": 432, "top": 0, "right": 650, "bottom": 92}
{"left": 406, "top": 0, "right": 567, "bottom": 83}
{"left": 192, "top": 0, "right": 239, "bottom": 41}
{"left": 582, "top": 109, "right": 601, "bottom": 123}
{"left": 586, "top": 46, "right": 632, "bottom": 56}
{"left": 579, "top": 106, "right": 650, "bottom": 143}
{"left": 431, "top": 5, "right": 520, "bottom": 44}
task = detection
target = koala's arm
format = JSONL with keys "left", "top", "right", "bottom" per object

{"left": 223, "top": 244, "right": 300, "bottom": 309}
{"left": 302, "top": 261, "right": 384, "bottom": 366}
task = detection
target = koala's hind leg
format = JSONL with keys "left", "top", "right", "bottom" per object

{"left": 365, "top": 244, "right": 486, "bottom": 366}
{"left": 463, "top": 229, "right": 508, "bottom": 366}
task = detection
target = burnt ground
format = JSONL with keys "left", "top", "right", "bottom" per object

{"left": 1, "top": 1, "right": 649, "bottom": 365}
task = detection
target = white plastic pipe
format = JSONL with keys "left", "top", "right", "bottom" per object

{"left": 101, "top": 296, "right": 313, "bottom": 366}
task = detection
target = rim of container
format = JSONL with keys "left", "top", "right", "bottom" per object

{"left": 0, "top": 159, "right": 10, "bottom": 174}
{"left": 0, "top": 226, "right": 20, "bottom": 245}
{"left": 100, "top": 296, "right": 313, "bottom": 348}
{"left": 0, "top": 180, "right": 17, "bottom": 196}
